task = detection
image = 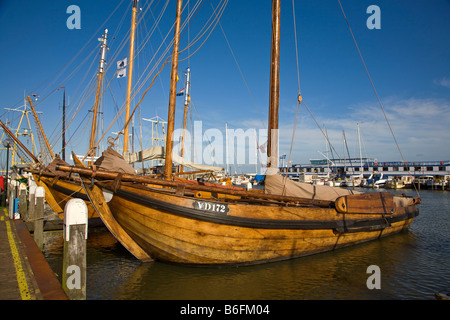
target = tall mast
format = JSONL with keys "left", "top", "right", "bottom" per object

{"left": 267, "top": 0, "right": 281, "bottom": 171}
{"left": 61, "top": 87, "right": 66, "bottom": 161}
{"left": 89, "top": 28, "right": 108, "bottom": 159}
{"left": 27, "top": 95, "right": 54, "bottom": 159}
{"left": 225, "top": 122, "right": 229, "bottom": 175}
{"left": 164, "top": 0, "right": 183, "bottom": 179}
{"left": 357, "top": 123, "right": 363, "bottom": 172}
{"left": 123, "top": 0, "right": 139, "bottom": 155}
{"left": 180, "top": 67, "right": 191, "bottom": 164}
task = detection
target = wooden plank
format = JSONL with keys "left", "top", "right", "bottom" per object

{"left": 72, "top": 152, "right": 151, "bottom": 261}
{"left": 335, "top": 192, "right": 394, "bottom": 214}
{"left": 80, "top": 179, "right": 153, "bottom": 262}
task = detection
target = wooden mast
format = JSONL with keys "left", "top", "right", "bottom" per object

{"left": 267, "top": 0, "right": 281, "bottom": 170}
{"left": 164, "top": 0, "right": 183, "bottom": 180}
{"left": 27, "top": 95, "right": 54, "bottom": 159}
{"left": 62, "top": 88, "right": 66, "bottom": 161}
{"left": 0, "top": 120, "right": 39, "bottom": 164}
{"left": 89, "top": 29, "right": 108, "bottom": 161}
{"left": 123, "top": 0, "right": 139, "bottom": 155}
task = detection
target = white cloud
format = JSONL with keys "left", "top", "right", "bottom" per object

{"left": 434, "top": 77, "right": 450, "bottom": 89}
{"left": 278, "top": 97, "right": 450, "bottom": 163}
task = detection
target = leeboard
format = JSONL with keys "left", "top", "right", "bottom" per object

{"left": 73, "top": 152, "right": 153, "bottom": 262}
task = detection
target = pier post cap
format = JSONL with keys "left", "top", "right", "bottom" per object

{"left": 28, "top": 178, "right": 37, "bottom": 188}
{"left": 29, "top": 185, "right": 36, "bottom": 201}
{"left": 64, "top": 198, "right": 88, "bottom": 241}
{"left": 29, "top": 185, "right": 36, "bottom": 195}
{"left": 35, "top": 186, "right": 45, "bottom": 198}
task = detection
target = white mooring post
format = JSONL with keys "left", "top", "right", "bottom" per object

{"left": 8, "top": 179, "right": 17, "bottom": 219}
{"left": 27, "top": 185, "right": 36, "bottom": 223}
{"left": 34, "top": 186, "right": 45, "bottom": 250}
{"left": 18, "top": 183, "right": 27, "bottom": 220}
{"left": 62, "top": 198, "right": 88, "bottom": 300}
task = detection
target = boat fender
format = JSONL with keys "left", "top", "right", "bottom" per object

{"left": 102, "top": 189, "right": 113, "bottom": 203}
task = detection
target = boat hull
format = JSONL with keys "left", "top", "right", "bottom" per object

{"left": 33, "top": 175, "right": 97, "bottom": 219}
{"left": 103, "top": 182, "right": 417, "bottom": 266}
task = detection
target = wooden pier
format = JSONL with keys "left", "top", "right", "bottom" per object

{"left": 0, "top": 207, "right": 67, "bottom": 300}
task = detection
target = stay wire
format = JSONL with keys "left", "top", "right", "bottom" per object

{"left": 337, "top": 0, "right": 419, "bottom": 197}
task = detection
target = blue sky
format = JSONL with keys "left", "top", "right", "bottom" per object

{"left": 0, "top": 0, "right": 449, "bottom": 171}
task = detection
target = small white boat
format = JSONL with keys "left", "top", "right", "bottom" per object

{"left": 360, "top": 173, "right": 387, "bottom": 188}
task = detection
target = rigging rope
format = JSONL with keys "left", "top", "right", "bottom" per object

{"left": 337, "top": 0, "right": 420, "bottom": 197}
{"left": 281, "top": 0, "right": 303, "bottom": 193}
{"left": 90, "top": 0, "right": 227, "bottom": 156}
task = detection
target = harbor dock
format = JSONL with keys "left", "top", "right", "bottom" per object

{"left": 0, "top": 207, "right": 67, "bottom": 300}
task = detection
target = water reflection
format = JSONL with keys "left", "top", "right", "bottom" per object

{"left": 43, "top": 189, "right": 450, "bottom": 300}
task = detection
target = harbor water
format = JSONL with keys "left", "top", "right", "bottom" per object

{"left": 43, "top": 188, "right": 450, "bottom": 300}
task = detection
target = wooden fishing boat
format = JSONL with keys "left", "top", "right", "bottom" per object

{"left": 50, "top": 0, "right": 420, "bottom": 266}
{"left": 56, "top": 163, "right": 419, "bottom": 265}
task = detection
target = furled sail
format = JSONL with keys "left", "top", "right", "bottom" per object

{"left": 123, "top": 146, "right": 224, "bottom": 173}
{"left": 265, "top": 172, "right": 360, "bottom": 202}
{"left": 124, "top": 146, "right": 165, "bottom": 163}
{"left": 94, "top": 147, "right": 136, "bottom": 174}
{"left": 172, "top": 153, "right": 223, "bottom": 172}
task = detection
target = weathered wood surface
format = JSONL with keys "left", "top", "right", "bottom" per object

{"left": 104, "top": 182, "right": 417, "bottom": 265}
{"left": 110, "top": 189, "right": 415, "bottom": 265}
{"left": 32, "top": 174, "right": 65, "bottom": 216}
{"left": 81, "top": 179, "right": 153, "bottom": 262}
{"left": 49, "top": 156, "right": 418, "bottom": 265}
{"left": 36, "top": 176, "right": 97, "bottom": 219}
{"left": 335, "top": 192, "right": 395, "bottom": 214}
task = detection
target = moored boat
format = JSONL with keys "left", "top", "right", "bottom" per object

{"left": 56, "top": 163, "right": 419, "bottom": 265}
{"left": 51, "top": 0, "right": 420, "bottom": 266}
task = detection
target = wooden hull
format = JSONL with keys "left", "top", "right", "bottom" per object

{"left": 99, "top": 181, "right": 418, "bottom": 266}
{"left": 32, "top": 174, "right": 97, "bottom": 220}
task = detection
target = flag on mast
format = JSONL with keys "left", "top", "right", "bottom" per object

{"left": 117, "top": 58, "right": 128, "bottom": 69}
{"left": 176, "top": 88, "right": 185, "bottom": 96}
{"left": 117, "top": 68, "right": 127, "bottom": 78}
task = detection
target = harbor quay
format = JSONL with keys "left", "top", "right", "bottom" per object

{"left": 0, "top": 206, "right": 67, "bottom": 300}
{"left": 277, "top": 158, "right": 450, "bottom": 190}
